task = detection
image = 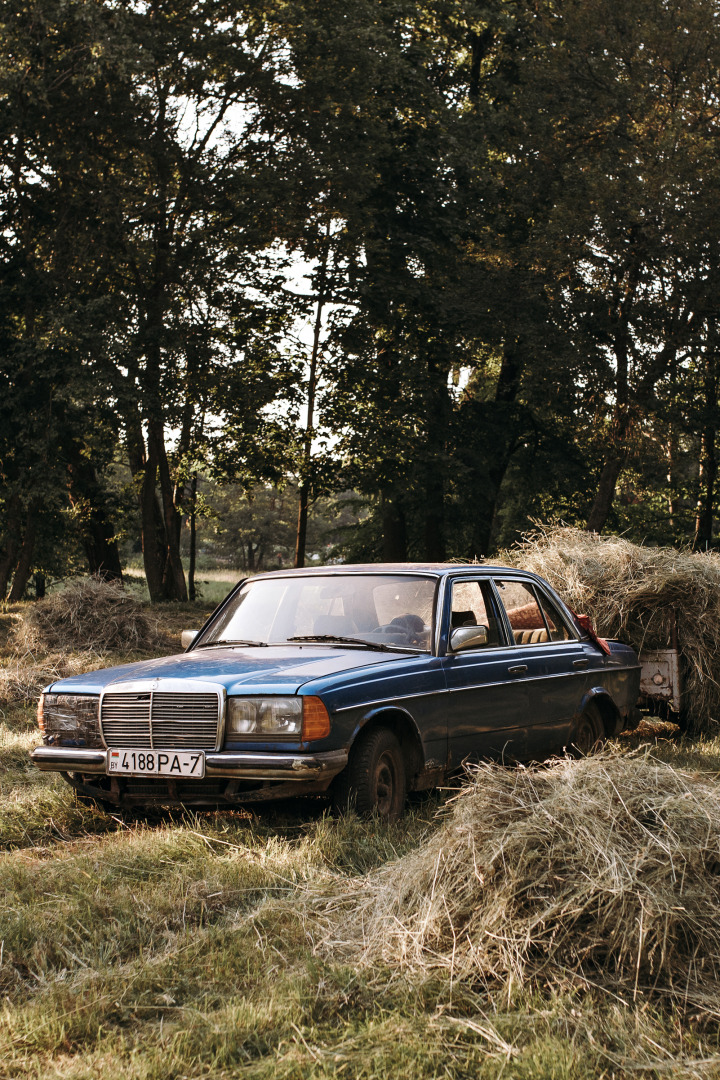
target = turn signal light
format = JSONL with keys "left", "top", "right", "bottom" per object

{"left": 302, "top": 697, "right": 330, "bottom": 741}
{"left": 37, "top": 695, "right": 45, "bottom": 733}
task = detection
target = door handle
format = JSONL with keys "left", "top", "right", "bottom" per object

{"left": 573, "top": 658, "right": 590, "bottom": 669}
{"left": 508, "top": 664, "right": 528, "bottom": 675}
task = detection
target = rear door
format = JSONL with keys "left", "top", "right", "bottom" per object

{"left": 493, "top": 576, "right": 589, "bottom": 759}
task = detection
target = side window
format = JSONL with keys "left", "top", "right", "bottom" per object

{"left": 536, "top": 591, "right": 575, "bottom": 642}
{"left": 450, "top": 580, "right": 501, "bottom": 646}
{"left": 494, "top": 579, "right": 552, "bottom": 645}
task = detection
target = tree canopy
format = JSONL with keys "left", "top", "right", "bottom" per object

{"left": 1, "top": 0, "right": 719, "bottom": 597}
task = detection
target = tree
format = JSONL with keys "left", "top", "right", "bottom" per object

{"left": 512, "top": 0, "right": 720, "bottom": 533}
{"left": 0, "top": 0, "right": 302, "bottom": 597}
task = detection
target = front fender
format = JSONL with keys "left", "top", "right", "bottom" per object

{"left": 344, "top": 704, "right": 429, "bottom": 784}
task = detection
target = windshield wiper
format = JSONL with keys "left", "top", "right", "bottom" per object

{"left": 284, "top": 635, "right": 421, "bottom": 653}
{"left": 195, "top": 639, "right": 268, "bottom": 648}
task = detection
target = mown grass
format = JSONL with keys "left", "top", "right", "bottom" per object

{"left": 2, "top": 607, "right": 720, "bottom": 1078}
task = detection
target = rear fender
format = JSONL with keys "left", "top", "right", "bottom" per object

{"left": 580, "top": 687, "right": 622, "bottom": 736}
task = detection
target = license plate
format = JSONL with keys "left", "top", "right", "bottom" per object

{"left": 107, "top": 749, "right": 205, "bottom": 778}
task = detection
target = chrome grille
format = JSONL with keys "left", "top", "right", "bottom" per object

{"left": 101, "top": 691, "right": 220, "bottom": 749}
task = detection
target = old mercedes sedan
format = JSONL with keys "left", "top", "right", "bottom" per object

{"left": 31, "top": 564, "right": 641, "bottom": 818}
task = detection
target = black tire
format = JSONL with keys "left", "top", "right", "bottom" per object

{"left": 332, "top": 727, "right": 407, "bottom": 821}
{"left": 568, "top": 704, "right": 605, "bottom": 757}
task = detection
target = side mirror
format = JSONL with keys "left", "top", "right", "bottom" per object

{"left": 450, "top": 624, "right": 489, "bottom": 652}
{"left": 181, "top": 630, "right": 199, "bottom": 649}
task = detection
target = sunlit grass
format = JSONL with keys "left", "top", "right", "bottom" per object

{"left": 123, "top": 568, "right": 238, "bottom": 607}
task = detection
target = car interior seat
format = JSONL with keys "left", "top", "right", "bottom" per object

{"left": 513, "top": 628, "right": 549, "bottom": 644}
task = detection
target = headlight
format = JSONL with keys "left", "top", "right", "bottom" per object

{"left": 226, "top": 696, "right": 330, "bottom": 740}
{"left": 39, "top": 694, "right": 101, "bottom": 746}
{"left": 227, "top": 697, "right": 302, "bottom": 736}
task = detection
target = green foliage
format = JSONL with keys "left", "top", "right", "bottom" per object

{"left": 185, "top": 482, "right": 370, "bottom": 571}
{"left": 3, "top": 0, "right": 720, "bottom": 588}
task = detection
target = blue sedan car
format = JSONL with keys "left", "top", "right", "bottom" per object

{"left": 31, "top": 564, "right": 641, "bottom": 819}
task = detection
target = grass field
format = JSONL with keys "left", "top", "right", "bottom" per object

{"left": 122, "top": 567, "right": 241, "bottom": 608}
{"left": 2, "top": 601, "right": 720, "bottom": 1078}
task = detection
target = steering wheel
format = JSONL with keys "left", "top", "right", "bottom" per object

{"left": 372, "top": 614, "right": 426, "bottom": 645}
{"left": 371, "top": 623, "right": 404, "bottom": 636}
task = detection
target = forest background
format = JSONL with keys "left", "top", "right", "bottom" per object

{"left": 2, "top": 0, "right": 719, "bottom": 603}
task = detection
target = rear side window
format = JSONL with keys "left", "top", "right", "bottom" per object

{"left": 494, "top": 579, "right": 573, "bottom": 645}
{"left": 536, "top": 590, "right": 574, "bottom": 642}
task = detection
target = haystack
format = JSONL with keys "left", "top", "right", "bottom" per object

{"left": 312, "top": 753, "right": 720, "bottom": 1006}
{"left": 0, "top": 651, "right": 108, "bottom": 707}
{"left": 501, "top": 526, "right": 720, "bottom": 733}
{"left": 13, "top": 576, "right": 165, "bottom": 654}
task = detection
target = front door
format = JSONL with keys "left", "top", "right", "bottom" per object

{"left": 442, "top": 576, "right": 528, "bottom": 765}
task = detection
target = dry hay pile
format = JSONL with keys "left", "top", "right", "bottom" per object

{"left": 502, "top": 525, "right": 720, "bottom": 733}
{"left": 312, "top": 753, "right": 720, "bottom": 1008}
{"left": 12, "top": 576, "right": 165, "bottom": 654}
{"left": 0, "top": 651, "right": 109, "bottom": 708}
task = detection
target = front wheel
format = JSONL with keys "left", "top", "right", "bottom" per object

{"left": 332, "top": 727, "right": 407, "bottom": 821}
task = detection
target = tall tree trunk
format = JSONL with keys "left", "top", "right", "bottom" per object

{"left": 139, "top": 435, "right": 169, "bottom": 601}
{"left": 380, "top": 489, "right": 408, "bottom": 561}
{"left": 188, "top": 473, "right": 197, "bottom": 601}
{"left": 149, "top": 419, "right": 188, "bottom": 601}
{"left": 694, "top": 327, "right": 718, "bottom": 549}
{"left": 140, "top": 115, "right": 187, "bottom": 602}
{"left": 694, "top": 428, "right": 716, "bottom": 549}
{"left": 422, "top": 360, "right": 449, "bottom": 561}
{"left": 8, "top": 503, "right": 39, "bottom": 602}
{"left": 295, "top": 483, "right": 311, "bottom": 569}
{"left": 666, "top": 424, "right": 678, "bottom": 530}
{"left": 66, "top": 456, "right": 123, "bottom": 580}
{"left": 586, "top": 450, "right": 627, "bottom": 533}
{"left": 295, "top": 239, "right": 329, "bottom": 569}
{"left": 587, "top": 311, "right": 632, "bottom": 533}
{"left": 0, "top": 493, "right": 24, "bottom": 599}
{"left": 465, "top": 337, "right": 527, "bottom": 556}
{"left": 125, "top": 409, "right": 167, "bottom": 601}
{"left": 424, "top": 471, "right": 445, "bottom": 561}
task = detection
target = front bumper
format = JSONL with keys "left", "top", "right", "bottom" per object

{"left": 29, "top": 745, "right": 348, "bottom": 782}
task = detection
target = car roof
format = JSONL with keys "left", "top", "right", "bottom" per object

{"left": 252, "top": 563, "right": 530, "bottom": 580}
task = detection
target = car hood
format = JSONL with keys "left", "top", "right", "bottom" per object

{"left": 48, "top": 645, "right": 413, "bottom": 696}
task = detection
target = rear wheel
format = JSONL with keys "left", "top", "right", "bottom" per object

{"left": 569, "top": 704, "right": 605, "bottom": 756}
{"left": 332, "top": 727, "right": 406, "bottom": 821}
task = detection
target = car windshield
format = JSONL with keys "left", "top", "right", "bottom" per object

{"left": 197, "top": 574, "right": 437, "bottom": 652}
